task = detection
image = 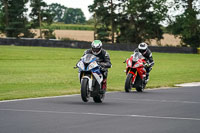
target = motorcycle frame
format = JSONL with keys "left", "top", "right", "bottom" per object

{"left": 126, "top": 57, "right": 147, "bottom": 84}
{"left": 79, "top": 66, "right": 103, "bottom": 91}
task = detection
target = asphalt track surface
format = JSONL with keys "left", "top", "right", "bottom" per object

{"left": 0, "top": 86, "right": 200, "bottom": 133}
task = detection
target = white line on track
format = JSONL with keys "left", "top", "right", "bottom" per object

{"left": 176, "top": 82, "right": 200, "bottom": 87}
{"left": 0, "top": 108, "right": 200, "bottom": 121}
{"left": 0, "top": 87, "right": 175, "bottom": 103}
{"left": 108, "top": 98, "right": 200, "bottom": 104}
{"left": 0, "top": 92, "right": 117, "bottom": 103}
{"left": 0, "top": 94, "right": 80, "bottom": 103}
{"left": 0, "top": 86, "right": 196, "bottom": 103}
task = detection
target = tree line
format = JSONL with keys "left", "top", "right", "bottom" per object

{"left": 0, "top": 0, "right": 200, "bottom": 48}
{"left": 0, "top": 0, "right": 86, "bottom": 39}
{"left": 89, "top": 0, "right": 200, "bottom": 47}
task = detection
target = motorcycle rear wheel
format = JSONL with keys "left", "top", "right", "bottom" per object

{"left": 125, "top": 73, "right": 133, "bottom": 92}
{"left": 93, "top": 94, "right": 105, "bottom": 103}
{"left": 136, "top": 78, "right": 146, "bottom": 92}
{"left": 136, "top": 86, "right": 144, "bottom": 92}
{"left": 81, "top": 78, "right": 90, "bottom": 102}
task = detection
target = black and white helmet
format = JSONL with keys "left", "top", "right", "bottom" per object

{"left": 138, "top": 42, "right": 148, "bottom": 55}
{"left": 91, "top": 40, "right": 102, "bottom": 55}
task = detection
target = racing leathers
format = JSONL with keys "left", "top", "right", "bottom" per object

{"left": 134, "top": 48, "right": 154, "bottom": 82}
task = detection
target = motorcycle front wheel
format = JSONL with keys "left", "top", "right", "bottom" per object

{"left": 81, "top": 78, "right": 90, "bottom": 102}
{"left": 125, "top": 73, "right": 133, "bottom": 92}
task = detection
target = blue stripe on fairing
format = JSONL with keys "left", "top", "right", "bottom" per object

{"left": 91, "top": 67, "right": 101, "bottom": 75}
{"left": 90, "top": 58, "right": 97, "bottom": 63}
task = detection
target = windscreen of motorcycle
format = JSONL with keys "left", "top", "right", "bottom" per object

{"left": 82, "top": 54, "right": 96, "bottom": 63}
{"left": 132, "top": 52, "right": 144, "bottom": 62}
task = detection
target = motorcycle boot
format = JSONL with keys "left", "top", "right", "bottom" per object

{"left": 100, "top": 78, "right": 107, "bottom": 94}
{"left": 145, "top": 73, "right": 149, "bottom": 84}
{"left": 145, "top": 65, "right": 152, "bottom": 84}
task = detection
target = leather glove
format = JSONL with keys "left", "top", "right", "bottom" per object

{"left": 98, "top": 62, "right": 106, "bottom": 68}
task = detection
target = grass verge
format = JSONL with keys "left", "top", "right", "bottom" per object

{"left": 0, "top": 45, "right": 200, "bottom": 100}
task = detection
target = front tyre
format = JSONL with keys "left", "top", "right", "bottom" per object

{"left": 81, "top": 78, "right": 90, "bottom": 102}
{"left": 125, "top": 73, "right": 133, "bottom": 92}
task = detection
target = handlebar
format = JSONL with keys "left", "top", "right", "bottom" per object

{"left": 123, "top": 59, "right": 127, "bottom": 63}
{"left": 73, "top": 66, "right": 78, "bottom": 69}
{"left": 144, "top": 63, "right": 149, "bottom": 68}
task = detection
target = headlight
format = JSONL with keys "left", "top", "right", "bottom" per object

{"left": 77, "top": 61, "right": 85, "bottom": 70}
{"left": 87, "top": 61, "right": 98, "bottom": 70}
{"left": 128, "top": 60, "right": 132, "bottom": 66}
{"left": 134, "top": 63, "right": 140, "bottom": 68}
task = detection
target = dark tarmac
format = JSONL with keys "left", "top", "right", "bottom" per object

{"left": 0, "top": 86, "right": 200, "bottom": 133}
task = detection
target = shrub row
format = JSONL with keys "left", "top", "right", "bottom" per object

{"left": 43, "top": 24, "right": 94, "bottom": 31}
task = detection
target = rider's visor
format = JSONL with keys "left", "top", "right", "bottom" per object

{"left": 92, "top": 48, "right": 101, "bottom": 53}
{"left": 139, "top": 49, "right": 147, "bottom": 54}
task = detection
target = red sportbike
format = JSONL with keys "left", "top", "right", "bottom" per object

{"left": 124, "top": 52, "right": 147, "bottom": 92}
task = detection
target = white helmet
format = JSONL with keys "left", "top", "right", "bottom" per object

{"left": 138, "top": 42, "right": 148, "bottom": 54}
{"left": 91, "top": 40, "right": 102, "bottom": 55}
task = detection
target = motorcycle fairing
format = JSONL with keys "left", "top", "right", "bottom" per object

{"left": 137, "top": 67, "right": 146, "bottom": 79}
{"left": 126, "top": 56, "right": 133, "bottom": 68}
{"left": 78, "top": 54, "right": 103, "bottom": 91}
{"left": 92, "top": 73, "right": 103, "bottom": 87}
{"left": 125, "top": 52, "right": 147, "bottom": 85}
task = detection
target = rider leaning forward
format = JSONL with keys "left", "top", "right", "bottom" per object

{"left": 83, "top": 40, "right": 112, "bottom": 93}
{"left": 134, "top": 42, "right": 154, "bottom": 83}
{"left": 80, "top": 41, "right": 153, "bottom": 92}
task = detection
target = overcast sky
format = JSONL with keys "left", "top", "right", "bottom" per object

{"left": 43, "top": 0, "right": 94, "bottom": 20}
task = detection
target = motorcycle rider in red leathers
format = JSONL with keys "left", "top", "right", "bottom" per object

{"left": 134, "top": 42, "right": 154, "bottom": 83}
{"left": 83, "top": 40, "right": 112, "bottom": 94}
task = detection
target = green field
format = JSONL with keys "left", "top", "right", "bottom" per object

{"left": 0, "top": 45, "right": 200, "bottom": 100}
{"left": 43, "top": 23, "right": 94, "bottom": 31}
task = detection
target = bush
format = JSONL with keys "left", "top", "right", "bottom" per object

{"left": 44, "top": 23, "right": 94, "bottom": 31}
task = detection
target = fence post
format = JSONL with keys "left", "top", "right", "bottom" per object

{"left": 197, "top": 48, "right": 200, "bottom": 54}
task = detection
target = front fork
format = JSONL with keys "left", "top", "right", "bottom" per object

{"left": 79, "top": 72, "right": 103, "bottom": 91}
{"left": 79, "top": 72, "right": 92, "bottom": 91}
{"left": 126, "top": 68, "right": 137, "bottom": 84}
